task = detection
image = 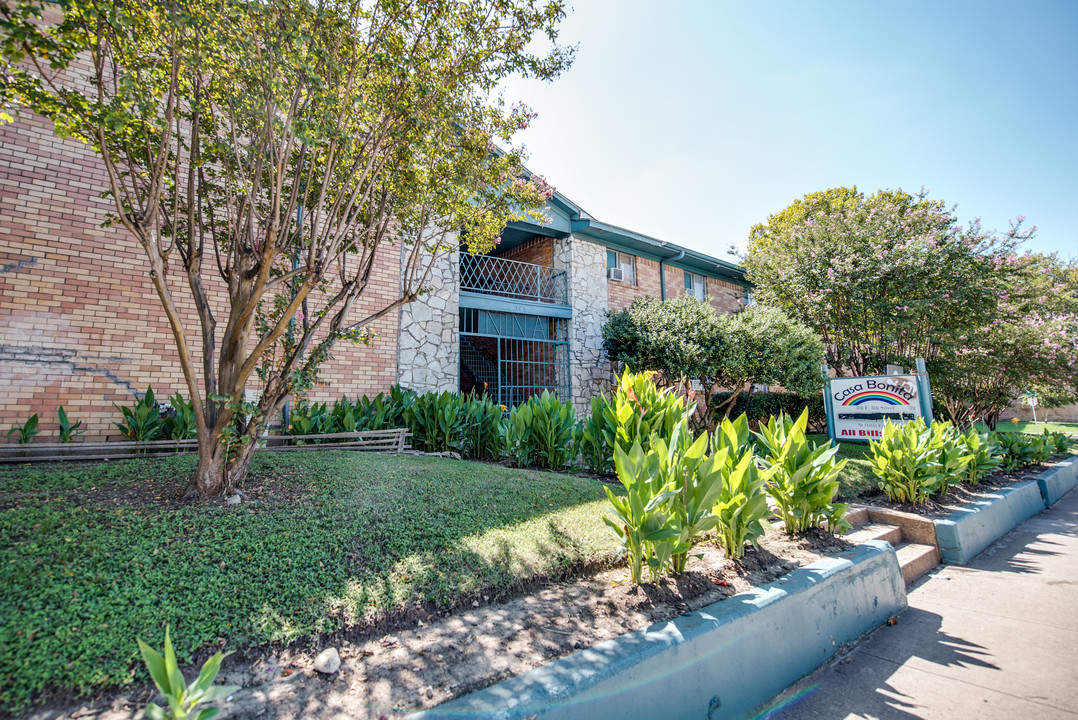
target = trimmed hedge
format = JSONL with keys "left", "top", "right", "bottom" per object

{"left": 711, "top": 392, "right": 826, "bottom": 432}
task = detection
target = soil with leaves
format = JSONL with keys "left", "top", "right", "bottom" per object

{"left": 4, "top": 453, "right": 852, "bottom": 720}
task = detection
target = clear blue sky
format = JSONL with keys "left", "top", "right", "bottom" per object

{"left": 502, "top": 0, "right": 1077, "bottom": 260}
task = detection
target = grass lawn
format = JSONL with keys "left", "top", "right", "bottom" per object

{"left": 975, "top": 420, "right": 1078, "bottom": 435}
{"left": 0, "top": 452, "right": 617, "bottom": 708}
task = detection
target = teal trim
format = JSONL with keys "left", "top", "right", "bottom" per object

{"left": 460, "top": 291, "right": 572, "bottom": 319}
{"left": 571, "top": 218, "right": 749, "bottom": 287}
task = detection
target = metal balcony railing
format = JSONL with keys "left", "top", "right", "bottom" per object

{"left": 460, "top": 253, "right": 568, "bottom": 305}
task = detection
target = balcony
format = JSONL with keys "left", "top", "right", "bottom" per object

{"left": 460, "top": 253, "right": 568, "bottom": 305}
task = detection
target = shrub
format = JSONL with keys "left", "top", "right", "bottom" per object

{"left": 710, "top": 414, "right": 771, "bottom": 559}
{"left": 994, "top": 431, "right": 1035, "bottom": 473}
{"left": 603, "top": 369, "right": 693, "bottom": 457}
{"left": 1029, "top": 434, "right": 1052, "bottom": 465}
{"left": 502, "top": 391, "right": 574, "bottom": 469}
{"left": 651, "top": 425, "right": 722, "bottom": 573}
{"left": 1045, "top": 429, "right": 1071, "bottom": 455}
{"left": 114, "top": 388, "right": 163, "bottom": 442}
{"left": 57, "top": 406, "right": 83, "bottom": 443}
{"left": 460, "top": 394, "right": 504, "bottom": 461}
{"left": 161, "top": 393, "right": 197, "bottom": 441}
{"left": 712, "top": 450, "right": 771, "bottom": 560}
{"left": 405, "top": 391, "right": 465, "bottom": 453}
{"left": 960, "top": 428, "right": 1001, "bottom": 485}
{"left": 869, "top": 420, "right": 942, "bottom": 504}
{"left": 573, "top": 396, "right": 615, "bottom": 475}
{"left": 137, "top": 626, "right": 240, "bottom": 720}
{"left": 709, "top": 391, "right": 827, "bottom": 432}
{"left": 287, "top": 400, "right": 331, "bottom": 440}
{"left": 755, "top": 409, "right": 848, "bottom": 533}
{"left": 925, "top": 421, "right": 972, "bottom": 496}
{"left": 605, "top": 441, "right": 678, "bottom": 584}
{"left": 6, "top": 414, "right": 40, "bottom": 444}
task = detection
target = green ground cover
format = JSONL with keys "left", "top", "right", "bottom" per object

{"left": 0, "top": 452, "right": 616, "bottom": 708}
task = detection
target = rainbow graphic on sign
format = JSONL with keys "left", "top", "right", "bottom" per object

{"left": 841, "top": 390, "right": 912, "bottom": 406}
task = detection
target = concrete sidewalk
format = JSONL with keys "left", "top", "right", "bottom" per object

{"left": 757, "top": 487, "right": 1078, "bottom": 720}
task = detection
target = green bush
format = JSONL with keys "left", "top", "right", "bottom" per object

{"left": 114, "top": 389, "right": 163, "bottom": 442}
{"left": 287, "top": 400, "right": 331, "bottom": 440}
{"left": 6, "top": 414, "right": 40, "bottom": 444}
{"left": 709, "top": 391, "right": 827, "bottom": 432}
{"left": 605, "top": 441, "right": 678, "bottom": 584}
{"left": 710, "top": 414, "right": 771, "bottom": 559}
{"left": 960, "top": 428, "right": 1001, "bottom": 485}
{"left": 502, "top": 391, "right": 574, "bottom": 469}
{"left": 57, "top": 407, "right": 83, "bottom": 443}
{"left": 925, "top": 421, "right": 972, "bottom": 496}
{"left": 573, "top": 396, "right": 615, "bottom": 475}
{"left": 137, "top": 626, "right": 239, "bottom": 720}
{"left": 994, "top": 431, "right": 1035, "bottom": 473}
{"left": 460, "top": 394, "right": 504, "bottom": 461}
{"left": 869, "top": 420, "right": 941, "bottom": 503}
{"left": 161, "top": 393, "right": 197, "bottom": 441}
{"left": 603, "top": 369, "right": 693, "bottom": 457}
{"left": 405, "top": 391, "right": 466, "bottom": 453}
{"left": 755, "top": 409, "right": 848, "bottom": 533}
{"left": 1045, "top": 429, "right": 1071, "bottom": 455}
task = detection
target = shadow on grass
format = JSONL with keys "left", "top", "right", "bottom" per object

{"left": 0, "top": 451, "right": 617, "bottom": 712}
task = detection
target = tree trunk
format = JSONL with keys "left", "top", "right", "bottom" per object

{"left": 191, "top": 429, "right": 260, "bottom": 498}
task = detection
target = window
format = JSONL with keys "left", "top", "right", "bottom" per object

{"left": 684, "top": 272, "right": 705, "bottom": 301}
{"left": 606, "top": 251, "right": 636, "bottom": 286}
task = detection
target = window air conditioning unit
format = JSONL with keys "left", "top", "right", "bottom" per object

{"left": 607, "top": 267, "right": 624, "bottom": 281}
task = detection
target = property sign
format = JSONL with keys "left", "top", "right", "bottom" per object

{"left": 825, "top": 371, "right": 931, "bottom": 442}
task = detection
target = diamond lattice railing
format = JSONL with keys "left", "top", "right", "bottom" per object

{"left": 460, "top": 254, "right": 568, "bottom": 304}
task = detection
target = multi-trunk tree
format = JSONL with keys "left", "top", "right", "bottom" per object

{"left": 0, "top": 0, "right": 571, "bottom": 495}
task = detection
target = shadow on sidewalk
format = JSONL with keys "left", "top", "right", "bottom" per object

{"left": 757, "top": 608, "right": 995, "bottom": 719}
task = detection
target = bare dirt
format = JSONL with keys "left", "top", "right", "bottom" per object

{"left": 27, "top": 525, "right": 853, "bottom": 720}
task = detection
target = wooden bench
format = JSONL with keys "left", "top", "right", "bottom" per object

{"left": 0, "top": 428, "right": 411, "bottom": 464}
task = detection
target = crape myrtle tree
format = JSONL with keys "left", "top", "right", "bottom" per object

{"left": 744, "top": 187, "right": 1032, "bottom": 376}
{"left": 602, "top": 296, "right": 825, "bottom": 428}
{"left": 745, "top": 187, "right": 1077, "bottom": 428}
{"left": 930, "top": 253, "right": 1078, "bottom": 428}
{"left": 0, "top": 0, "right": 571, "bottom": 495}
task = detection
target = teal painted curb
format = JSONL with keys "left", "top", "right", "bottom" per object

{"left": 407, "top": 541, "right": 905, "bottom": 720}
{"left": 934, "top": 481, "right": 1044, "bottom": 565}
{"left": 1036, "top": 456, "right": 1078, "bottom": 507}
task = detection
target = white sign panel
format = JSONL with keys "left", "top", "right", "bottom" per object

{"left": 828, "top": 375, "right": 924, "bottom": 440}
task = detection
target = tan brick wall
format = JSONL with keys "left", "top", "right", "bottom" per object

{"left": 605, "top": 256, "right": 744, "bottom": 317}
{"left": 500, "top": 236, "right": 553, "bottom": 267}
{"left": 707, "top": 277, "right": 746, "bottom": 314}
{"left": 0, "top": 109, "right": 402, "bottom": 441}
{"left": 606, "top": 255, "right": 663, "bottom": 312}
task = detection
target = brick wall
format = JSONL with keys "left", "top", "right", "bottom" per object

{"left": 499, "top": 236, "right": 553, "bottom": 267}
{"left": 605, "top": 256, "right": 744, "bottom": 316}
{"left": 606, "top": 255, "right": 663, "bottom": 312}
{"left": 0, "top": 109, "right": 402, "bottom": 441}
{"left": 707, "top": 277, "right": 746, "bottom": 314}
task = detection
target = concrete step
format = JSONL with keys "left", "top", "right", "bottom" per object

{"left": 896, "top": 542, "right": 940, "bottom": 585}
{"left": 844, "top": 522, "right": 903, "bottom": 546}
{"left": 845, "top": 506, "right": 870, "bottom": 529}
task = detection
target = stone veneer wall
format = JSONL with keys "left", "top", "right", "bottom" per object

{"left": 556, "top": 235, "right": 610, "bottom": 414}
{"left": 396, "top": 241, "right": 459, "bottom": 393}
